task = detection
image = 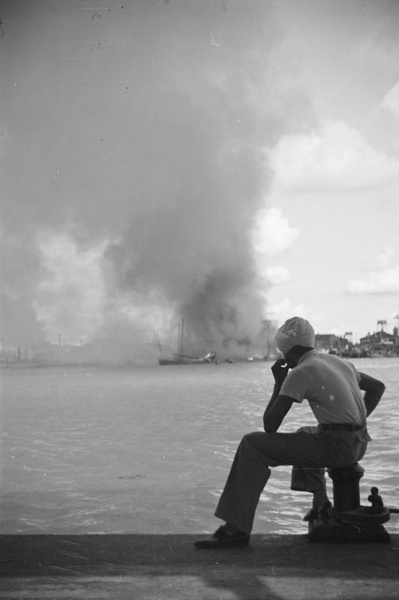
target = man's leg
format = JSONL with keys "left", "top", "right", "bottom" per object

{"left": 214, "top": 428, "right": 336, "bottom": 534}
{"left": 291, "top": 427, "right": 369, "bottom": 512}
{"left": 194, "top": 433, "right": 272, "bottom": 548}
{"left": 214, "top": 433, "right": 273, "bottom": 534}
{"left": 194, "top": 428, "right": 355, "bottom": 548}
{"left": 290, "top": 426, "right": 329, "bottom": 510}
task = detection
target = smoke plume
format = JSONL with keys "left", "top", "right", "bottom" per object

{"left": 1, "top": 1, "right": 303, "bottom": 361}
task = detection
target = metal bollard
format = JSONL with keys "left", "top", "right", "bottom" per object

{"left": 308, "top": 463, "right": 391, "bottom": 542}
{"left": 327, "top": 463, "right": 364, "bottom": 512}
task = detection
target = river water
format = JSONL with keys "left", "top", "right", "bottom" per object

{"left": 1, "top": 358, "right": 398, "bottom": 536}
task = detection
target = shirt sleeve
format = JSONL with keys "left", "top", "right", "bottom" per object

{"left": 349, "top": 361, "right": 361, "bottom": 384}
{"left": 279, "top": 369, "right": 309, "bottom": 403}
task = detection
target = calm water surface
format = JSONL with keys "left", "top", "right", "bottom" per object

{"left": 1, "top": 358, "right": 398, "bottom": 535}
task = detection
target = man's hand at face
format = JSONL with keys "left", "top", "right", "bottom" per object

{"left": 271, "top": 359, "right": 290, "bottom": 385}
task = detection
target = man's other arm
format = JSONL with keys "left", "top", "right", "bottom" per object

{"left": 263, "top": 395, "right": 295, "bottom": 433}
{"left": 358, "top": 372, "right": 385, "bottom": 417}
{"left": 263, "top": 359, "right": 294, "bottom": 432}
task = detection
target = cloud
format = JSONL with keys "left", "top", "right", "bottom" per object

{"left": 347, "top": 267, "right": 399, "bottom": 295}
{"left": 380, "top": 82, "right": 399, "bottom": 119}
{"left": 251, "top": 206, "right": 298, "bottom": 290}
{"left": 268, "top": 120, "right": 399, "bottom": 192}
{"left": 252, "top": 207, "right": 299, "bottom": 257}
{"left": 262, "top": 265, "right": 290, "bottom": 287}
{"left": 347, "top": 245, "right": 399, "bottom": 295}
{"left": 265, "top": 297, "right": 309, "bottom": 324}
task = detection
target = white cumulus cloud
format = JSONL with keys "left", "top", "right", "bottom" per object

{"left": 347, "top": 267, "right": 399, "bottom": 295}
{"left": 262, "top": 265, "right": 290, "bottom": 286}
{"left": 268, "top": 120, "right": 399, "bottom": 192}
{"left": 251, "top": 206, "right": 298, "bottom": 287}
{"left": 252, "top": 206, "right": 298, "bottom": 257}
{"left": 265, "top": 298, "right": 310, "bottom": 324}
{"left": 380, "top": 83, "right": 399, "bottom": 119}
{"left": 347, "top": 245, "right": 399, "bottom": 294}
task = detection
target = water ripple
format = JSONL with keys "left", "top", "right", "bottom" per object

{"left": 1, "top": 359, "right": 398, "bottom": 535}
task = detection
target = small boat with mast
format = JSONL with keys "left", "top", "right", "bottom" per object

{"left": 157, "top": 319, "right": 216, "bottom": 365}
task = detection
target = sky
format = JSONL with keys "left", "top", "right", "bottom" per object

{"left": 1, "top": 0, "right": 399, "bottom": 358}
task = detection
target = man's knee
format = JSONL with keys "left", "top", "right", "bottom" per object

{"left": 296, "top": 425, "right": 317, "bottom": 434}
{"left": 239, "top": 431, "right": 275, "bottom": 460}
{"left": 296, "top": 426, "right": 308, "bottom": 433}
{"left": 241, "top": 431, "right": 268, "bottom": 446}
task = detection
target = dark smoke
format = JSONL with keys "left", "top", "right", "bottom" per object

{"left": 1, "top": 1, "right": 301, "bottom": 361}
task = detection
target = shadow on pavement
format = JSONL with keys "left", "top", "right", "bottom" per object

{"left": 1, "top": 534, "right": 398, "bottom": 600}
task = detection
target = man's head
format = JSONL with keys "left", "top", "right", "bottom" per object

{"left": 275, "top": 316, "right": 315, "bottom": 366}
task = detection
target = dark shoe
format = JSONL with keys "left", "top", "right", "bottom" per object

{"left": 303, "top": 501, "right": 333, "bottom": 522}
{"left": 194, "top": 525, "right": 250, "bottom": 549}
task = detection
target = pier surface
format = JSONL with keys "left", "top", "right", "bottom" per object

{"left": 1, "top": 533, "right": 398, "bottom": 599}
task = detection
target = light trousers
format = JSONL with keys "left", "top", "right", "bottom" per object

{"left": 214, "top": 425, "right": 369, "bottom": 533}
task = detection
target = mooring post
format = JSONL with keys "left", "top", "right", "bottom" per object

{"left": 308, "top": 463, "right": 391, "bottom": 543}
{"left": 327, "top": 462, "right": 364, "bottom": 512}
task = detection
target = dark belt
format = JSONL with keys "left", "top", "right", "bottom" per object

{"left": 319, "top": 423, "right": 364, "bottom": 431}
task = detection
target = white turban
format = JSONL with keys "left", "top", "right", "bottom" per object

{"left": 275, "top": 316, "right": 315, "bottom": 355}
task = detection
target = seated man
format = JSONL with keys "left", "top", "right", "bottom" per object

{"left": 195, "top": 316, "right": 385, "bottom": 548}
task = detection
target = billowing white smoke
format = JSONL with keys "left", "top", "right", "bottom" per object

{"left": 1, "top": 1, "right": 306, "bottom": 360}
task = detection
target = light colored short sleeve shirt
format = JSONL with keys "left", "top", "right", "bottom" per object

{"left": 280, "top": 350, "right": 366, "bottom": 425}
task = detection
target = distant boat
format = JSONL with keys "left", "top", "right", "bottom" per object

{"left": 158, "top": 320, "right": 216, "bottom": 365}
{"left": 159, "top": 351, "right": 216, "bottom": 365}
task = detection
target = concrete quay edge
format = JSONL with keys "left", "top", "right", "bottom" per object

{"left": 1, "top": 533, "right": 398, "bottom": 599}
